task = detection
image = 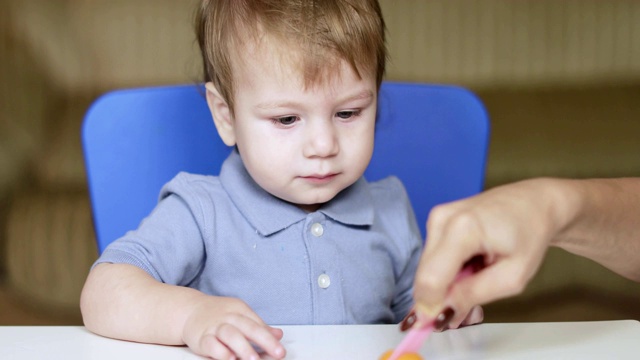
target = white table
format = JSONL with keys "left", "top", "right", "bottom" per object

{"left": 1, "top": 320, "right": 639, "bottom": 359}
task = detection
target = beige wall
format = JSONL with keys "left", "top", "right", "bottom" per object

{"left": 3, "top": 0, "right": 639, "bottom": 94}
{"left": 382, "top": 0, "right": 640, "bottom": 87}
{"left": 3, "top": 0, "right": 201, "bottom": 93}
{"left": 1, "top": 0, "right": 639, "bottom": 324}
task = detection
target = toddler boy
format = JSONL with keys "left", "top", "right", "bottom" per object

{"left": 81, "top": 1, "right": 422, "bottom": 359}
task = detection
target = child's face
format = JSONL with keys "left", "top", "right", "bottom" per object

{"left": 208, "top": 41, "right": 377, "bottom": 212}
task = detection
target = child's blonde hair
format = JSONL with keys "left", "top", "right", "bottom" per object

{"left": 196, "top": 0, "right": 387, "bottom": 113}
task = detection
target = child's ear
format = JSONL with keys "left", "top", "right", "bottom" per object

{"left": 205, "top": 82, "right": 236, "bottom": 146}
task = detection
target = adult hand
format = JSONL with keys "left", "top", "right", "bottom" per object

{"left": 412, "top": 178, "right": 574, "bottom": 329}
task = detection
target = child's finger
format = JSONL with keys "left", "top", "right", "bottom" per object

{"left": 198, "top": 332, "right": 235, "bottom": 360}
{"left": 268, "top": 326, "right": 284, "bottom": 340}
{"left": 225, "top": 316, "right": 286, "bottom": 359}
{"left": 214, "top": 322, "right": 263, "bottom": 359}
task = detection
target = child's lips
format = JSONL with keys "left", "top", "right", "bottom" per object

{"left": 300, "top": 173, "right": 338, "bottom": 183}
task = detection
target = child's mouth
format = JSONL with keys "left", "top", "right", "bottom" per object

{"left": 300, "top": 173, "right": 338, "bottom": 184}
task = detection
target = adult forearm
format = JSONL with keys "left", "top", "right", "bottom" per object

{"left": 551, "top": 178, "right": 640, "bottom": 281}
{"left": 80, "top": 263, "right": 206, "bottom": 345}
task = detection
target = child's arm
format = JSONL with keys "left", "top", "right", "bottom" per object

{"left": 80, "top": 263, "right": 286, "bottom": 360}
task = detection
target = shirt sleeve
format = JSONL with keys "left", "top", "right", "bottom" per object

{"left": 95, "top": 174, "right": 207, "bottom": 286}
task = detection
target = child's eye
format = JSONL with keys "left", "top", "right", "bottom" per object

{"left": 335, "top": 110, "right": 360, "bottom": 119}
{"left": 273, "top": 116, "right": 299, "bottom": 126}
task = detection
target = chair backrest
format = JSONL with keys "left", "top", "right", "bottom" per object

{"left": 82, "top": 82, "right": 490, "bottom": 254}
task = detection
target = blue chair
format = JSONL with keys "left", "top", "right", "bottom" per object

{"left": 82, "top": 82, "right": 490, "bottom": 254}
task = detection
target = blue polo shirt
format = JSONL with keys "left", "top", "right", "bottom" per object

{"left": 96, "top": 150, "right": 423, "bottom": 325}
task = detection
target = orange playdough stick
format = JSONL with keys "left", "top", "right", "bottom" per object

{"left": 380, "top": 349, "right": 423, "bottom": 360}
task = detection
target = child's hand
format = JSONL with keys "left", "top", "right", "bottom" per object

{"left": 182, "top": 296, "right": 286, "bottom": 360}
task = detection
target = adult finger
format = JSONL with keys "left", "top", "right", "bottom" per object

{"left": 423, "top": 201, "right": 462, "bottom": 251}
{"left": 414, "top": 218, "right": 487, "bottom": 317}
{"left": 461, "top": 305, "right": 484, "bottom": 326}
{"left": 450, "top": 305, "right": 484, "bottom": 330}
{"left": 444, "top": 258, "right": 531, "bottom": 328}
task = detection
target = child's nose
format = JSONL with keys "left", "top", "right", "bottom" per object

{"left": 303, "top": 120, "right": 339, "bottom": 158}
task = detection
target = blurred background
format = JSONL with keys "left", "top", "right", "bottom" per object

{"left": 1, "top": 0, "right": 639, "bottom": 325}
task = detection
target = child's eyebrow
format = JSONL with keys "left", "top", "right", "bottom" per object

{"left": 340, "top": 90, "right": 375, "bottom": 104}
{"left": 255, "top": 90, "right": 374, "bottom": 111}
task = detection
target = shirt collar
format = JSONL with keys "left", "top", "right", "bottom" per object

{"left": 219, "top": 149, "right": 374, "bottom": 237}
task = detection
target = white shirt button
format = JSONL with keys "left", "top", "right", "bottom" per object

{"left": 318, "top": 274, "right": 331, "bottom": 289}
{"left": 311, "top": 223, "right": 324, "bottom": 237}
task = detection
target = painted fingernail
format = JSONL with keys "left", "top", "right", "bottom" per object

{"left": 399, "top": 309, "right": 417, "bottom": 331}
{"left": 434, "top": 307, "right": 455, "bottom": 331}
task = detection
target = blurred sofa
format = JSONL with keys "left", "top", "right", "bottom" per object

{"left": 1, "top": 0, "right": 639, "bottom": 323}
